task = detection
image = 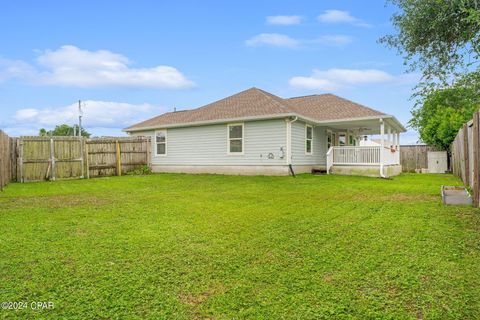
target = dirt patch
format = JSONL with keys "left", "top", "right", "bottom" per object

{"left": 323, "top": 272, "right": 334, "bottom": 283}
{"left": 416, "top": 309, "right": 424, "bottom": 320}
{"left": 351, "top": 193, "right": 437, "bottom": 202}
{"left": 0, "top": 194, "right": 112, "bottom": 209}
{"left": 179, "top": 289, "right": 216, "bottom": 306}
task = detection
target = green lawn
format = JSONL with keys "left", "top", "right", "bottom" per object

{"left": 0, "top": 173, "right": 479, "bottom": 319}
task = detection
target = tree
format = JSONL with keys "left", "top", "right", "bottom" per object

{"left": 382, "top": 0, "right": 480, "bottom": 152}
{"left": 38, "top": 124, "right": 91, "bottom": 138}
{"left": 380, "top": 0, "right": 480, "bottom": 89}
{"left": 409, "top": 74, "right": 480, "bottom": 150}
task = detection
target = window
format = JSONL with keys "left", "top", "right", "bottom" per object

{"left": 305, "top": 125, "right": 313, "bottom": 154}
{"left": 338, "top": 133, "right": 346, "bottom": 146}
{"left": 327, "top": 131, "right": 332, "bottom": 149}
{"left": 228, "top": 124, "right": 243, "bottom": 154}
{"left": 155, "top": 130, "right": 167, "bottom": 155}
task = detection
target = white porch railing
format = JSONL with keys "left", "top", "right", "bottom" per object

{"left": 326, "top": 146, "right": 400, "bottom": 174}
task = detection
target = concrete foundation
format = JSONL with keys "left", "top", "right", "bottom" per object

{"left": 151, "top": 165, "right": 291, "bottom": 176}
{"left": 331, "top": 164, "right": 402, "bottom": 178}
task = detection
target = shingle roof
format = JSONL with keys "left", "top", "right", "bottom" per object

{"left": 125, "top": 87, "right": 386, "bottom": 131}
{"left": 287, "top": 94, "right": 385, "bottom": 121}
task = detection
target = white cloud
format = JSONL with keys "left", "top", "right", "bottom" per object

{"left": 246, "top": 33, "right": 352, "bottom": 48}
{"left": 289, "top": 68, "right": 396, "bottom": 90}
{"left": 0, "top": 45, "right": 195, "bottom": 89}
{"left": 266, "top": 15, "right": 302, "bottom": 25}
{"left": 317, "top": 10, "right": 371, "bottom": 27}
{"left": 8, "top": 100, "right": 165, "bottom": 136}
{"left": 245, "top": 33, "right": 299, "bottom": 48}
{"left": 310, "top": 35, "right": 353, "bottom": 46}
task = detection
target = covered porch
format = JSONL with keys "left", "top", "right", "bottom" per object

{"left": 323, "top": 116, "right": 405, "bottom": 178}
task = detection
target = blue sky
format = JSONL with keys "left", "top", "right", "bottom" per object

{"left": 0, "top": 0, "right": 419, "bottom": 142}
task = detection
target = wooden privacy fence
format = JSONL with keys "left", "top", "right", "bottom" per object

{"left": 19, "top": 136, "right": 86, "bottom": 182}
{"left": 400, "top": 145, "right": 438, "bottom": 172}
{"left": 451, "top": 111, "right": 480, "bottom": 206}
{"left": 87, "top": 137, "right": 151, "bottom": 178}
{"left": 0, "top": 130, "right": 16, "bottom": 190}
{"left": 8, "top": 136, "right": 151, "bottom": 183}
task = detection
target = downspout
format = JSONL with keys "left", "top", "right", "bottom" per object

{"left": 286, "top": 116, "right": 298, "bottom": 176}
{"left": 379, "top": 118, "right": 386, "bottom": 178}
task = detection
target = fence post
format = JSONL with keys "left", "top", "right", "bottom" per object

{"left": 116, "top": 140, "right": 122, "bottom": 176}
{"left": 463, "top": 124, "right": 469, "bottom": 186}
{"left": 79, "top": 137, "right": 84, "bottom": 179}
{"left": 85, "top": 139, "right": 90, "bottom": 179}
{"left": 50, "top": 138, "right": 56, "bottom": 181}
{"left": 473, "top": 112, "right": 480, "bottom": 207}
{"left": 146, "top": 137, "right": 151, "bottom": 168}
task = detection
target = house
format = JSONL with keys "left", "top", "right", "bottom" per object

{"left": 124, "top": 88, "right": 406, "bottom": 177}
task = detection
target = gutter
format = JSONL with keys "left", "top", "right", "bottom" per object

{"left": 124, "top": 113, "right": 406, "bottom": 133}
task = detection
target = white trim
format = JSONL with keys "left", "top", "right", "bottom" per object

{"left": 305, "top": 124, "right": 313, "bottom": 155}
{"left": 124, "top": 113, "right": 407, "bottom": 133}
{"left": 227, "top": 123, "right": 244, "bottom": 155}
{"left": 125, "top": 113, "right": 295, "bottom": 132}
{"left": 154, "top": 129, "right": 167, "bottom": 157}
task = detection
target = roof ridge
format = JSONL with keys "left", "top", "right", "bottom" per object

{"left": 288, "top": 93, "right": 331, "bottom": 99}
{"left": 254, "top": 88, "right": 295, "bottom": 113}
{"left": 326, "top": 93, "right": 386, "bottom": 115}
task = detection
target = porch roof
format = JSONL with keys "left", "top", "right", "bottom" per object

{"left": 301, "top": 115, "right": 406, "bottom": 134}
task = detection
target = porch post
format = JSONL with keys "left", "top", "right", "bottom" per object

{"left": 379, "top": 119, "right": 385, "bottom": 177}
{"left": 387, "top": 125, "right": 391, "bottom": 147}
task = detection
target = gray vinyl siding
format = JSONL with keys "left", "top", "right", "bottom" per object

{"left": 291, "top": 121, "right": 326, "bottom": 165}
{"left": 131, "top": 119, "right": 287, "bottom": 166}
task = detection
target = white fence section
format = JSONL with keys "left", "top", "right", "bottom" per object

{"left": 333, "top": 146, "right": 380, "bottom": 165}
{"left": 327, "top": 146, "right": 399, "bottom": 174}
{"left": 382, "top": 146, "right": 400, "bottom": 165}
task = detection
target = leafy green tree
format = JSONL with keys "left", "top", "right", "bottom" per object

{"left": 380, "top": 0, "right": 480, "bottom": 88}
{"left": 38, "top": 124, "right": 91, "bottom": 138}
{"left": 410, "top": 74, "right": 480, "bottom": 150}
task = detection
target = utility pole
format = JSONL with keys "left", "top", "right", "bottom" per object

{"left": 78, "top": 100, "right": 83, "bottom": 137}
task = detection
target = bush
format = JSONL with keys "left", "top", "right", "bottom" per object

{"left": 127, "top": 165, "right": 152, "bottom": 176}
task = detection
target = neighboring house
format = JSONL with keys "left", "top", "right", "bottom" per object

{"left": 124, "top": 88, "right": 406, "bottom": 177}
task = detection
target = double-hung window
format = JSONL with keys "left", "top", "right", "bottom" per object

{"left": 305, "top": 125, "right": 313, "bottom": 154}
{"left": 228, "top": 123, "right": 243, "bottom": 154}
{"left": 155, "top": 130, "right": 167, "bottom": 155}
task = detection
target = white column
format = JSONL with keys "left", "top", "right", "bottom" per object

{"left": 387, "top": 125, "right": 391, "bottom": 147}
{"left": 379, "top": 119, "right": 385, "bottom": 177}
{"left": 396, "top": 132, "right": 401, "bottom": 164}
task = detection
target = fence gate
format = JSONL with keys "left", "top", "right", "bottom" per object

{"left": 18, "top": 136, "right": 85, "bottom": 182}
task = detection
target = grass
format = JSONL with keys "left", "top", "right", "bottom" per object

{"left": 0, "top": 173, "right": 479, "bottom": 319}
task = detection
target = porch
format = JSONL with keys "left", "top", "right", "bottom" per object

{"left": 323, "top": 117, "right": 403, "bottom": 178}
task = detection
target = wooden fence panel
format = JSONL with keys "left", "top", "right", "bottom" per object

{"left": 0, "top": 135, "right": 150, "bottom": 186}
{"left": 0, "top": 130, "right": 12, "bottom": 190}
{"left": 87, "top": 137, "right": 150, "bottom": 177}
{"left": 400, "top": 145, "right": 437, "bottom": 172}
{"left": 451, "top": 111, "right": 480, "bottom": 206}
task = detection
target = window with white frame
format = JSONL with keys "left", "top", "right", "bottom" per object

{"left": 155, "top": 130, "right": 167, "bottom": 155}
{"left": 228, "top": 124, "right": 243, "bottom": 154}
{"left": 305, "top": 125, "right": 313, "bottom": 154}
